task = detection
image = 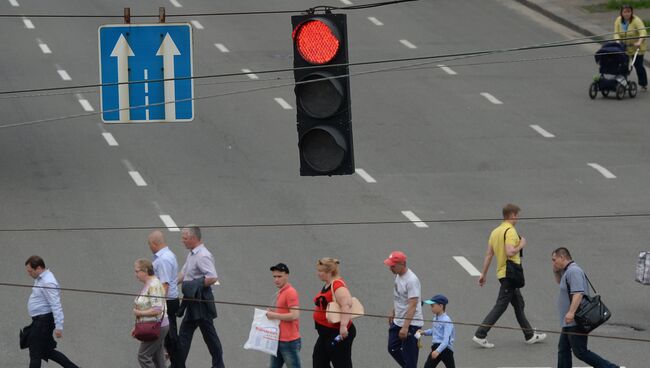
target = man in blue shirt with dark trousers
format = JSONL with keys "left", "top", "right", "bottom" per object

{"left": 25, "top": 255, "right": 79, "bottom": 368}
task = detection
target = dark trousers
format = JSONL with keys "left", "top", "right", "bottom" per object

{"left": 474, "top": 279, "right": 534, "bottom": 340}
{"left": 165, "top": 299, "right": 181, "bottom": 368}
{"left": 178, "top": 317, "right": 225, "bottom": 368}
{"left": 312, "top": 323, "right": 356, "bottom": 368}
{"left": 28, "top": 313, "right": 79, "bottom": 368}
{"left": 423, "top": 344, "right": 455, "bottom": 368}
{"left": 557, "top": 326, "right": 618, "bottom": 368}
{"left": 387, "top": 324, "right": 420, "bottom": 368}
{"left": 633, "top": 54, "right": 647, "bottom": 87}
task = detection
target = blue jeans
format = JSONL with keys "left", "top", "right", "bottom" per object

{"left": 387, "top": 324, "right": 420, "bottom": 368}
{"left": 270, "top": 338, "right": 301, "bottom": 368}
{"left": 557, "top": 326, "right": 618, "bottom": 368}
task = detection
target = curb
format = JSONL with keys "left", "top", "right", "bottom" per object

{"left": 513, "top": 0, "right": 650, "bottom": 68}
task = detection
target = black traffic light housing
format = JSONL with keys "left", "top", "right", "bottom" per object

{"left": 292, "top": 13, "right": 354, "bottom": 176}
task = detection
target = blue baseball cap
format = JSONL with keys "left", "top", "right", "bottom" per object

{"left": 423, "top": 294, "right": 448, "bottom": 305}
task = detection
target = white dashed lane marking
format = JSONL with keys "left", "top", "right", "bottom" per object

{"left": 78, "top": 99, "right": 94, "bottom": 112}
{"left": 367, "top": 17, "right": 383, "bottom": 26}
{"left": 480, "top": 92, "right": 503, "bottom": 104}
{"left": 169, "top": 0, "right": 182, "bottom": 8}
{"left": 102, "top": 132, "right": 119, "bottom": 146}
{"left": 340, "top": 0, "right": 353, "bottom": 4}
{"left": 242, "top": 68, "right": 259, "bottom": 80}
{"left": 529, "top": 124, "right": 555, "bottom": 138}
{"left": 128, "top": 171, "right": 148, "bottom": 187}
{"left": 57, "top": 69, "right": 71, "bottom": 81}
{"left": 437, "top": 64, "right": 457, "bottom": 75}
{"left": 214, "top": 43, "right": 229, "bottom": 53}
{"left": 274, "top": 97, "right": 293, "bottom": 110}
{"left": 159, "top": 215, "right": 180, "bottom": 232}
{"left": 399, "top": 39, "right": 417, "bottom": 49}
{"left": 401, "top": 210, "right": 428, "bottom": 228}
{"left": 23, "top": 18, "right": 34, "bottom": 29}
{"left": 453, "top": 256, "right": 481, "bottom": 276}
{"left": 355, "top": 168, "right": 377, "bottom": 183}
{"left": 587, "top": 163, "right": 616, "bottom": 179}
{"left": 191, "top": 20, "right": 204, "bottom": 29}
{"left": 9, "top": 0, "right": 19, "bottom": 7}
{"left": 37, "top": 39, "right": 51, "bottom": 54}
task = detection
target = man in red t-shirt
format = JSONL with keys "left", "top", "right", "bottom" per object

{"left": 266, "top": 263, "right": 302, "bottom": 368}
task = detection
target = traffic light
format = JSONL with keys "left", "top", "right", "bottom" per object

{"left": 291, "top": 12, "right": 354, "bottom": 176}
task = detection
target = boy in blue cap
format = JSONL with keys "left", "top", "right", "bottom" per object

{"left": 418, "top": 294, "right": 455, "bottom": 368}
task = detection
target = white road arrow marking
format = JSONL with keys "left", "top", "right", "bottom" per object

{"left": 156, "top": 33, "right": 181, "bottom": 121}
{"left": 110, "top": 34, "right": 134, "bottom": 122}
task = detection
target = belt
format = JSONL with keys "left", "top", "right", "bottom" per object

{"left": 31, "top": 312, "right": 53, "bottom": 321}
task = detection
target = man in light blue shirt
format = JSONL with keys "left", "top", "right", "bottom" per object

{"left": 25, "top": 255, "right": 79, "bottom": 368}
{"left": 148, "top": 230, "right": 181, "bottom": 368}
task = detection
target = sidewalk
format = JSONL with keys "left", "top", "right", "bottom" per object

{"left": 515, "top": 0, "right": 650, "bottom": 39}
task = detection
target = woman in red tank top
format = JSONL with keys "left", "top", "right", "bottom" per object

{"left": 312, "top": 258, "right": 356, "bottom": 368}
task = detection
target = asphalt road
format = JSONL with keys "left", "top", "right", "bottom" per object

{"left": 1, "top": 0, "right": 649, "bottom": 367}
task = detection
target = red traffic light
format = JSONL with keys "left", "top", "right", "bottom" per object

{"left": 293, "top": 18, "right": 340, "bottom": 65}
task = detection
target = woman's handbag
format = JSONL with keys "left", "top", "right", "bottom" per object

{"left": 326, "top": 280, "right": 365, "bottom": 324}
{"left": 133, "top": 294, "right": 166, "bottom": 342}
{"left": 570, "top": 275, "right": 611, "bottom": 333}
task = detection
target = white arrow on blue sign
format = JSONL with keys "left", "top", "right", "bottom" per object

{"left": 98, "top": 23, "right": 194, "bottom": 123}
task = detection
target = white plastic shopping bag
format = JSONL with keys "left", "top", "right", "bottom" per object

{"left": 636, "top": 251, "right": 650, "bottom": 285}
{"left": 243, "top": 308, "right": 281, "bottom": 356}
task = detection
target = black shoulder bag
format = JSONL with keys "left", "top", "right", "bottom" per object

{"left": 504, "top": 227, "right": 525, "bottom": 288}
{"left": 567, "top": 272, "right": 611, "bottom": 333}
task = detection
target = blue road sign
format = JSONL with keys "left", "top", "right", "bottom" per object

{"left": 99, "top": 23, "right": 194, "bottom": 123}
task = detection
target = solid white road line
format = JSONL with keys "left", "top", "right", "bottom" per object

{"left": 437, "top": 64, "right": 457, "bottom": 75}
{"left": 169, "top": 0, "right": 182, "bottom": 8}
{"left": 9, "top": 0, "right": 19, "bottom": 7}
{"left": 340, "top": 0, "right": 353, "bottom": 4}
{"left": 102, "top": 132, "right": 119, "bottom": 146}
{"left": 587, "top": 163, "right": 616, "bottom": 179}
{"left": 23, "top": 18, "right": 34, "bottom": 29}
{"left": 355, "top": 168, "right": 377, "bottom": 183}
{"left": 367, "top": 17, "right": 383, "bottom": 26}
{"left": 480, "top": 92, "right": 503, "bottom": 104}
{"left": 78, "top": 99, "right": 94, "bottom": 112}
{"left": 57, "top": 69, "right": 71, "bottom": 81}
{"left": 242, "top": 68, "right": 259, "bottom": 80}
{"left": 159, "top": 215, "right": 180, "bottom": 232}
{"left": 214, "top": 43, "right": 229, "bottom": 53}
{"left": 453, "top": 256, "right": 481, "bottom": 276}
{"left": 191, "top": 20, "right": 204, "bottom": 29}
{"left": 399, "top": 39, "right": 417, "bottom": 49}
{"left": 529, "top": 124, "right": 555, "bottom": 138}
{"left": 401, "top": 210, "right": 429, "bottom": 228}
{"left": 274, "top": 97, "right": 293, "bottom": 110}
{"left": 128, "top": 171, "right": 148, "bottom": 187}
{"left": 38, "top": 41, "right": 52, "bottom": 54}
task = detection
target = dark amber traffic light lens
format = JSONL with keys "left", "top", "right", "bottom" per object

{"left": 294, "top": 19, "right": 340, "bottom": 65}
{"left": 296, "top": 73, "right": 344, "bottom": 119}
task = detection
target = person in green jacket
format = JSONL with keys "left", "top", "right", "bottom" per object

{"left": 614, "top": 4, "right": 647, "bottom": 90}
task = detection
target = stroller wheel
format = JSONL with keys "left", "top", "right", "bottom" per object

{"left": 629, "top": 81, "right": 637, "bottom": 98}
{"left": 589, "top": 82, "right": 598, "bottom": 99}
{"left": 616, "top": 84, "right": 626, "bottom": 100}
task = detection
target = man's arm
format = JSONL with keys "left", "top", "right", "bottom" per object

{"left": 267, "top": 306, "right": 300, "bottom": 321}
{"left": 505, "top": 236, "right": 526, "bottom": 257}
{"left": 565, "top": 292, "right": 584, "bottom": 325}
{"left": 398, "top": 297, "right": 418, "bottom": 339}
{"left": 42, "top": 282, "right": 64, "bottom": 337}
{"left": 478, "top": 243, "right": 494, "bottom": 287}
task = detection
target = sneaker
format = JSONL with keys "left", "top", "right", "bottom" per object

{"left": 472, "top": 336, "right": 495, "bottom": 348}
{"left": 525, "top": 332, "right": 547, "bottom": 344}
{"left": 642, "top": 85, "right": 648, "bottom": 91}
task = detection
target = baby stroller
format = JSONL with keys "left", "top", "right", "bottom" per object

{"left": 589, "top": 42, "right": 637, "bottom": 99}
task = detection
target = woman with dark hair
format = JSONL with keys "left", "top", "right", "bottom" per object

{"left": 132, "top": 258, "right": 169, "bottom": 368}
{"left": 312, "top": 258, "right": 356, "bottom": 368}
{"left": 614, "top": 4, "right": 648, "bottom": 90}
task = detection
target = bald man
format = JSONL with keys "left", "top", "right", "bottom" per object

{"left": 148, "top": 230, "right": 180, "bottom": 368}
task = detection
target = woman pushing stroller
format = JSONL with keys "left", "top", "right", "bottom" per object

{"left": 614, "top": 4, "right": 647, "bottom": 90}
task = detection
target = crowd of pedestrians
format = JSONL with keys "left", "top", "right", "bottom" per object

{"left": 21, "top": 208, "right": 622, "bottom": 368}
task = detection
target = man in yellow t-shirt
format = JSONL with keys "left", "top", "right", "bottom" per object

{"left": 471, "top": 204, "right": 547, "bottom": 349}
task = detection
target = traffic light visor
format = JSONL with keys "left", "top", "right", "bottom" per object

{"left": 293, "top": 18, "right": 340, "bottom": 65}
{"left": 300, "top": 126, "right": 347, "bottom": 173}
